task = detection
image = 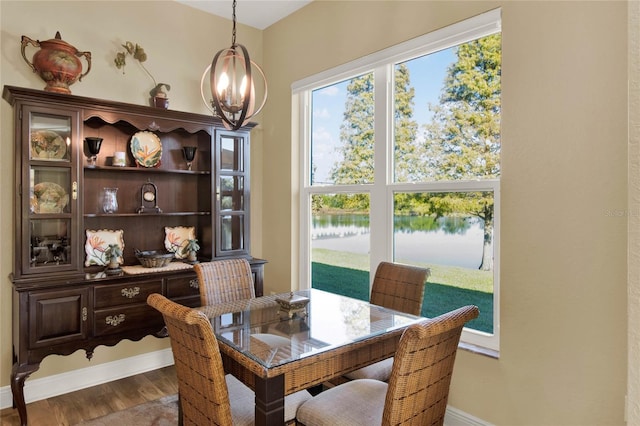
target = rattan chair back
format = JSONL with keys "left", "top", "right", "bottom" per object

{"left": 370, "top": 261, "right": 431, "bottom": 316}
{"left": 382, "top": 305, "right": 479, "bottom": 426}
{"left": 147, "top": 293, "right": 234, "bottom": 426}
{"left": 194, "top": 258, "right": 255, "bottom": 305}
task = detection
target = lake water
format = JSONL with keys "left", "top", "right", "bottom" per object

{"left": 312, "top": 215, "right": 487, "bottom": 269}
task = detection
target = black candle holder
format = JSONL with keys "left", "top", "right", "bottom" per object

{"left": 182, "top": 146, "right": 197, "bottom": 170}
{"left": 85, "top": 137, "right": 103, "bottom": 166}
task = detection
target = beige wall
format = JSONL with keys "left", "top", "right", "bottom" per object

{"left": 628, "top": 0, "right": 640, "bottom": 423}
{"left": 0, "top": 1, "right": 632, "bottom": 424}
{"left": 262, "top": 1, "right": 629, "bottom": 424}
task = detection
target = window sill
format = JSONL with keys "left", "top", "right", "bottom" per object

{"left": 459, "top": 341, "right": 499, "bottom": 359}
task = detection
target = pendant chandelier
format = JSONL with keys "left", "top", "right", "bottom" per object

{"left": 200, "top": 0, "right": 268, "bottom": 130}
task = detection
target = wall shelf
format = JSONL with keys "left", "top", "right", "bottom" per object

{"left": 84, "top": 165, "right": 211, "bottom": 175}
{"left": 84, "top": 212, "right": 212, "bottom": 218}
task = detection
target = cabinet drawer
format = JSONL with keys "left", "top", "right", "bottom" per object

{"left": 94, "top": 279, "right": 162, "bottom": 308}
{"left": 166, "top": 274, "right": 200, "bottom": 299}
{"left": 93, "top": 304, "right": 163, "bottom": 336}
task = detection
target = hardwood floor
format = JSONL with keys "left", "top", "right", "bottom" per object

{"left": 0, "top": 366, "right": 178, "bottom": 426}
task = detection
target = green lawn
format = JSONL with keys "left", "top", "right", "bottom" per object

{"left": 311, "top": 249, "right": 494, "bottom": 333}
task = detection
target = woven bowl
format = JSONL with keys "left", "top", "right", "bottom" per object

{"left": 135, "top": 250, "right": 174, "bottom": 268}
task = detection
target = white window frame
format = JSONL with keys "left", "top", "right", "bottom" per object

{"left": 293, "top": 9, "right": 501, "bottom": 352}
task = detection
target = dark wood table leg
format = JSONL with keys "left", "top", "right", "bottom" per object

{"left": 11, "top": 363, "right": 39, "bottom": 426}
{"left": 254, "top": 374, "right": 285, "bottom": 426}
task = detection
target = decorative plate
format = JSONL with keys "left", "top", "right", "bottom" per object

{"left": 32, "top": 182, "right": 69, "bottom": 213}
{"left": 130, "top": 131, "right": 162, "bottom": 167}
{"left": 85, "top": 229, "right": 125, "bottom": 266}
{"left": 31, "top": 130, "right": 67, "bottom": 160}
{"left": 164, "top": 226, "right": 195, "bottom": 259}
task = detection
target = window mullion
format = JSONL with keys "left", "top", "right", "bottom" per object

{"left": 298, "top": 91, "right": 312, "bottom": 289}
{"left": 369, "top": 65, "right": 392, "bottom": 279}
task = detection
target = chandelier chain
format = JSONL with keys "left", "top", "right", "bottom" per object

{"left": 231, "top": 0, "right": 237, "bottom": 47}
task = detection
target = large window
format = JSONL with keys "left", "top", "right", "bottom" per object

{"left": 295, "top": 9, "right": 501, "bottom": 351}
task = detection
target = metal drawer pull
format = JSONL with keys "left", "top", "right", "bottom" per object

{"left": 82, "top": 307, "right": 87, "bottom": 321}
{"left": 189, "top": 279, "right": 199, "bottom": 289}
{"left": 106, "top": 314, "right": 126, "bottom": 326}
{"left": 121, "top": 287, "right": 140, "bottom": 298}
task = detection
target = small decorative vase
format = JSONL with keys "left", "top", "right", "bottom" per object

{"left": 153, "top": 96, "right": 169, "bottom": 109}
{"left": 105, "top": 259, "right": 121, "bottom": 274}
{"left": 187, "top": 251, "right": 197, "bottom": 262}
{"left": 150, "top": 84, "right": 170, "bottom": 109}
{"left": 103, "top": 188, "right": 118, "bottom": 213}
{"left": 21, "top": 31, "right": 92, "bottom": 94}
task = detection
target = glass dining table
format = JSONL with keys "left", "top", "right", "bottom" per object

{"left": 197, "top": 288, "right": 424, "bottom": 426}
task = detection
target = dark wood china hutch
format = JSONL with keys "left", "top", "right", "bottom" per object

{"left": 3, "top": 85, "right": 265, "bottom": 426}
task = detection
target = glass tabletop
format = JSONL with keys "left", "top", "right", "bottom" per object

{"left": 199, "top": 288, "right": 424, "bottom": 368}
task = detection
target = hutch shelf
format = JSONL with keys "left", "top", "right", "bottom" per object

{"left": 3, "top": 85, "right": 265, "bottom": 426}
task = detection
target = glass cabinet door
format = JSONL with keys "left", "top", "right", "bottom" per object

{"left": 215, "top": 130, "right": 250, "bottom": 257}
{"left": 21, "top": 107, "right": 80, "bottom": 275}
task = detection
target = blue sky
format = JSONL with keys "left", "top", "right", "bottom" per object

{"left": 311, "top": 48, "right": 456, "bottom": 184}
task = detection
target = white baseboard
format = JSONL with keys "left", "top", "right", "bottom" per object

{"left": 0, "top": 348, "right": 174, "bottom": 410}
{"left": 445, "top": 405, "right": 494, "bottom": 426}
{"left": 1, "top": 350, "right": 489, "bottom": 426}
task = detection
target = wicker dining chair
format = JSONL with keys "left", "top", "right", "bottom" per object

{"left": 147, "top": 293, "right": 311, "bottom": 426}
{"left": 296, "top": 305, "right": 479, "bottom": 426}
{"left": 194, "top": 258, "right": 255, "bottom": 306}
{"left": 343, "top": 261, "right": 430, "bottom": 382}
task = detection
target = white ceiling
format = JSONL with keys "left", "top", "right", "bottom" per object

{"left": 176, "top": 0, "right": 312, "bottom": 30}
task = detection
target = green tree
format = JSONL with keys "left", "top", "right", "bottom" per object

{"left": 330, "top": 72, "right": 375, "bottom": 185}
{"left": 393, "top": 64, "right": 421, "bottom": 183}
{"left": 327, "top": 66, "right": 419, "bottom": 212}
{"left": 424, "top": 33, "right": 501, "bottom": 270}
{"left": 425, "top": 33, "right": 501, "bottom": 180}
{"left": 321, "top": 34, "right": 501, "bottom": 271}
{"left": 330, "top": 64, "right": 420, "bottom": 185}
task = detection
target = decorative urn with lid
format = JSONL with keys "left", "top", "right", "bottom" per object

{"left": 21, "top": 31, "right": 92, "bottom": 94}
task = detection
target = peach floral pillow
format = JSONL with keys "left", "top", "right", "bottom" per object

{"left": 164, "top": 226, "right": 195, "bottom": 259}
{"left": 85, "top": 229, "right": 124, "bottom": 266}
